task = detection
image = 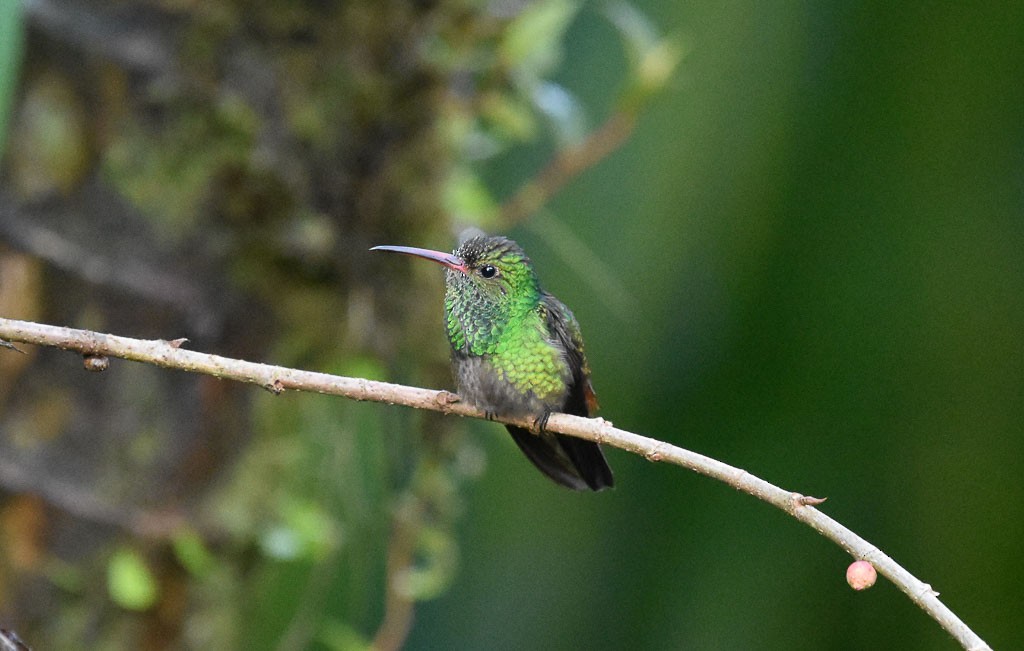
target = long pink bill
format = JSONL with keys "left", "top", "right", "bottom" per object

{"left": 370, "top": 245, "right": 468, "bottom": 273}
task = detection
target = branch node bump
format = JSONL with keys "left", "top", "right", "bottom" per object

{"left": 435, "top": 391, "right": 461, "bottom": 408}
{"left": 793, "top": 493, "right": 827, "bottom": 507}
{"left": 83, "top": 354, "right": 110, "bottom": 372}
{"left": 916, "top": 583, "right": 940, "bottom": 599}
{"left": 264, "top": 379, "right": 285, "bottom": 395}
{"left": 590, "top": 417, "right": 611, "bottom": 443}
{"left": 165, "top": 338, "right": 189, "bottom": 349}
{"left": 356, "top": 379, "right": 371, "bottom": 401}
{"left": 645, "top": 446, "right": 664, "bottom": 462}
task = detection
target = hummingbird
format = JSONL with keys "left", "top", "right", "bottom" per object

{"left": 372, "top": 235, "right": 614, "bottom": 491}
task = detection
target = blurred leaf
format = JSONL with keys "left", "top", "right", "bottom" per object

{"left": 393, "top": 525, "right": 457, "bottom": 601}
{"left": 172, "top": 529, "right": 216, "bottom": 578}
{"left": 8, "top": 73, "right": 90, "bottom": 198}
{"left": 443, "top": 166, "right": 499, "bottom": 226}
{"left": 317, "top": 620, "right": 372, "bottom": 651}
{"left": 0, "top": 0, "right": 22, "bottom": 158}
{"left": 107, "top": 548, "right": 159, "bottom": 611}
{"left": 447, "top": 109, "right": 502, "bottom": 161}
{"left": 43, "top": 557, "right": 85, "bottom": 594}
{"left": 603, "top": 1, "right": 683, "bottom": 109}
{"left": 531, "top": 81, "right": 586, "bottom": 146}
{"left": 103, "top": 99, "right": 260, "bottom": 239}
{"left": 340, "top": 356, "right": 387, "bottom": 383}
{"left": 259, "top": 526, "right": 303, "bottom": 561}
{"left": 603, "top": 1, "right": 659, "bottom": 63}
{"left": 260, "top": 499, "right": 340, "bottom": 561}
{"left": 501, "top": 0, "right": 581, "bottom": 76}
{"left": 481, "top": 90, "right": 538, "bottom": 141}
{"left": 285, "top": 499, "right": 341, "bottom": 560}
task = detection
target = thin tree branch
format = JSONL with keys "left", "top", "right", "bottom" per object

{"left": 498, "top": 112, "right": 636, "bottom": 226}
{"left": 0, "top": 317, "right": 992, "bottom": 651}
{"left": 371, "top": 499, "right": 421, "bottom": 651}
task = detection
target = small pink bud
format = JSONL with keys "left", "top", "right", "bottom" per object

{"left": 846, "top": 560, "right": 877, "bottom": 590}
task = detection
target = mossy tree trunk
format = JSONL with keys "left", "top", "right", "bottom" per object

{"left": 0, "top": 1, "right": 483, "bottom": 647}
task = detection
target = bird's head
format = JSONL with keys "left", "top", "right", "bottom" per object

{"left": 372, "top": 235, "right": 540, "bottom": 313}
{"left": 372, "top": 236, "right": 542, "bottom": 351}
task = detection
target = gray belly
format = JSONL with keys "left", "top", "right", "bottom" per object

{"left": 452, "top": 353, "right": 557, "bottom": 417}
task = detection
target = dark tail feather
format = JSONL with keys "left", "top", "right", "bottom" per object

{"left": 557, "top": 431, "right": 614, "bottom": 490}
{"left": 506, "top": 425, "right": 614, "bottom": 491}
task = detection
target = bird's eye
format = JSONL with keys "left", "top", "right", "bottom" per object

{"left": 479, "top": 265, "right": 498, "bottom": 279}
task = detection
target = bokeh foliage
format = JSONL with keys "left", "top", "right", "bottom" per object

{"left": 0, "top": 1, "right": 22, "bottom": 157}
{"left": 413, "top": 3, "right": 1023, "bottom": 650}
{"left": 1, "top": 1, "right": 1023, "bottom": 651}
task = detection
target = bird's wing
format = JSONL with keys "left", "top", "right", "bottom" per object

{"left": 539, "top": 294, "right": 613, "bottom": 489}
{"left": 541, "top": 293, "right": 598, "bottom": 416}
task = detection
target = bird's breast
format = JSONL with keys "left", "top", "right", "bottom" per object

{"left": 452, "top": 336, "right": 570, "bottom": 417}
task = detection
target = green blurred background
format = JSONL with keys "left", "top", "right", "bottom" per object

{"left": 423, "top": 2, "right": 1024, "bottom": 649}
{"left": 0, "top": 1, "right": 1022, "bottom": 650}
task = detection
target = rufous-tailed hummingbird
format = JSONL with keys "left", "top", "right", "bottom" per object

{"left": 372, "top": 235, "right": 614, "bottom": 491}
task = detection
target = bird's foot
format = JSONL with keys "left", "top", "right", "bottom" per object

{"left": 532, "top": 409, "right": 552, "bottom": 434}
{"left": 0, "top": 339, "right": 24, "bottom": 354}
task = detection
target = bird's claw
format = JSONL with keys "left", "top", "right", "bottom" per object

{"left": 0, "top": 339, "right": 24, "bottom": 354}
{"left": 532, "top": 410, "right": 552, "bottom": 433}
